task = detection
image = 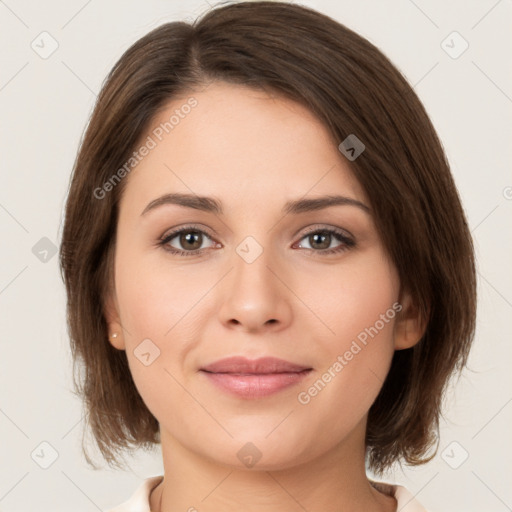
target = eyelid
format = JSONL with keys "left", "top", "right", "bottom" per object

{"left": 160, "top": 223, "right": 217, "bottom": 241}
{"left": 297, "top": 223, "right": 354, "bottom": 240}
{"left": 159, "top": 223, "right": 352, "bottom": 243}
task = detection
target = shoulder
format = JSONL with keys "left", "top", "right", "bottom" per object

{"left": 369, "top": 479, "right": 430, "bottom": 512}
{"left": 105, "top": 475, "right": 429, "bottom": 512}
{"left": 105, "top": 475, "right": 164, "bottom": 512}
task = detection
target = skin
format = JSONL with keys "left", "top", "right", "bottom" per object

{"left": 105, "top": 81, "right": 424, "bottom": 512}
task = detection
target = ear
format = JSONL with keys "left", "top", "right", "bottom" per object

{"left": 104, "top": 291, "right": 126, "bottom": 350}
{"left": 393, "top": 291, "right": 428, "bottom": 350}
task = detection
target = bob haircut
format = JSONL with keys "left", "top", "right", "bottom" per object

{"left": 59, "top": 0, "right": 476, "bottom": 476}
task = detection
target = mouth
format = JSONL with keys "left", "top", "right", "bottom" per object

{"left": 199, "top": 356, "right": 313, "bottom": 399}
{"left": 200, "top": 356, "right": 312, "bottom": 374}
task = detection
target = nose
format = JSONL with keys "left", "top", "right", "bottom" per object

{"left": 217, "top": 241, "right": 293, "bottom": 333}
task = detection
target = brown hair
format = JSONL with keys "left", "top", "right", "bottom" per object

{"left": 59, "top": 0, "right": 476, "bottom": 476}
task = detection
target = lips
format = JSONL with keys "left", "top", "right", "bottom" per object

{"left": 200, "top": 356, "right": 313, "bottom": 399}
{"left": 200, "top": 356, "right": 312, "bottom": 374}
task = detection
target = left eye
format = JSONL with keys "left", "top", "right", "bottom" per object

{"left": 296, "top": 230, "right": 349, "bottom": 252}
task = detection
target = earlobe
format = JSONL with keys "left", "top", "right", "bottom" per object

{"left": 393, "top": 292, "right": 428, "bottom": 350}
{"left": 108, "top": 330, "right": 125, "bottom": 350}
{"left": 104, "top": 293, "right": 126, "bottom": 350}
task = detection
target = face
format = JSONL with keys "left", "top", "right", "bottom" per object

{"left": 105, "top": 81, "right": 419, "bottom": 470}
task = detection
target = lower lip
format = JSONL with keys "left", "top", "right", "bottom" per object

{"left": 200, "top": 370, "right": 312, "bottom": 399}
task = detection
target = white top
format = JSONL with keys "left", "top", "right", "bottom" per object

{"left": 105, "top": 475, "right": 429, "bottom": 511}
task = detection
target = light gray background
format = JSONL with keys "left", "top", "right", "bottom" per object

{"left": 1, "top": 0, "right": 511, "bottom": 511}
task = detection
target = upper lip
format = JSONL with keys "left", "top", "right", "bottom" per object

{"left": 200, "top": 356, "right": 312, "bottom": 374}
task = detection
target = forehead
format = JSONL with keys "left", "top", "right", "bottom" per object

{"left": 121, "top": 81, "right": 367, "bottom": 214}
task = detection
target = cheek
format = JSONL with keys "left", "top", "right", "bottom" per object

{"left": 113, "top": 249, "right": 213, "bottom": 415}
{"left": 294, "top": 253, "right": 399, "bottom": 408}
{"left": 297, "top": 251, "right": 399, "bottom": 345}
{"left": 295, "top": 307, "right": 397, "bottom": 445}
{"left": 115, "top": 246, "right": 210, "bottom": 340}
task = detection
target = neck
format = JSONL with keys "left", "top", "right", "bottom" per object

{"left": 150, "top": 420, "right": 396, "bottom": 512}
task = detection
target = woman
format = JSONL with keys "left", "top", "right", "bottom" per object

{"left": 59, "top": 2, "right": 476, "bottom": 511}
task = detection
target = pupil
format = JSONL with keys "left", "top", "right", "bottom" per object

{"left": 182, "top": 232, "right": 201, "bottom": 250}
{"left": 311, "top": 233, "right": 330, "bottom": 249}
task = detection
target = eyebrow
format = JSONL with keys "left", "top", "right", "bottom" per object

{"left": 140, "top": 192, "right": 370, "bottom": 217}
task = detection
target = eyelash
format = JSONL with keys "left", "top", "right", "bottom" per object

{"left": 157, "top": 224, "right": 356, "bottom": 257}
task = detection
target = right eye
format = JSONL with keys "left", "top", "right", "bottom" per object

{"left": 158, "top": 225, "right": 220, "bottom": 256}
